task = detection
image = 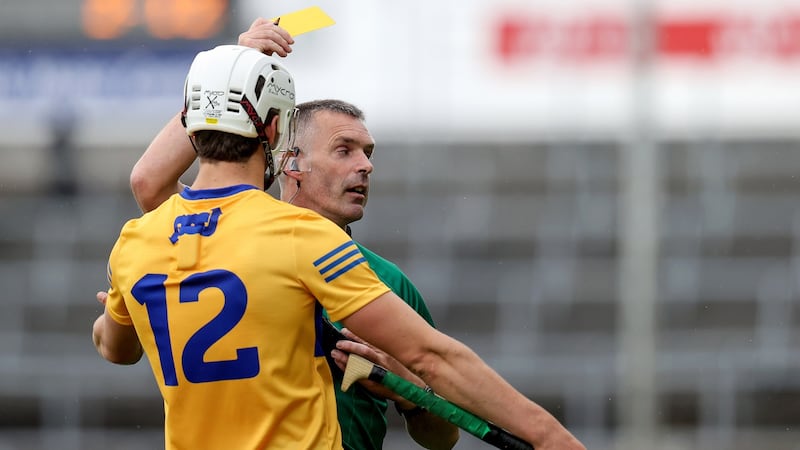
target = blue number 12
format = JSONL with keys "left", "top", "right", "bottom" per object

{"left": 131, "top": 270, "right": 259, "bottom": 386}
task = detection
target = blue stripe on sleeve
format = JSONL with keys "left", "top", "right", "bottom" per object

{"left": 313, "top": 241, "right": 357, "bottom": 267}
{"left": 313, "top": 241, "right": 370, "bottom": 283}
{"left": 317, "top": 249, "right": 362, "bottom": 276}
{"left": 323, "top": 257, "right": 368, "bottom": 283}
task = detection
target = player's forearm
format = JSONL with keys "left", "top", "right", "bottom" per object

{"left": 341, "top": 296, "right": 583, "bottom": 447}
{"left": 130, "top": 112, "right": 196, "bottom": 212}
{"left": 415, "top": 341, "right": 579, "bottom": 449}
{"left": 92, "top": 313, "right": 143, "bottom": 365}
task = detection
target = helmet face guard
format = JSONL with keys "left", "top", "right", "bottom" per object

{"left": 182, "top": 45, "right": 296, "bottom": 189}
{"left": 274, "top": 107, "right": 299, "bottom": 172}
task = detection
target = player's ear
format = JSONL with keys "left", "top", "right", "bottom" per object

{"left": 265, "top": 114, "right": 280, "bottom": 149}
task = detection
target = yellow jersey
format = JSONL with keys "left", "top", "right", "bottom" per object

{"left": 104, "top": 185, "right": 390, "bottom": 450}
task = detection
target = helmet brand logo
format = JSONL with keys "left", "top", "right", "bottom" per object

{"left": 266, "top": 82, "right": 295, "bottom": 101}
{"left": 205, "top": 93, "right": 221, "bottom": 109}
{"left": 202, "top": 90, "right": 224, "bottom": 119}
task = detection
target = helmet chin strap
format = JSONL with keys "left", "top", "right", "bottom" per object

{"left": 240, "top": 94, "right": 276, "bottom": 190}
{"left": 263, "top": 144, "right": 276, "bottom": 190}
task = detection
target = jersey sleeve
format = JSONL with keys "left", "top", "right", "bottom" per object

{"left": 105, "top": 234, "right": 133, "bottom": 326}
{"left": 293, "top": 213, "right": 390, "bottom": 322}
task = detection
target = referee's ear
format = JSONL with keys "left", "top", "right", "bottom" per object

{"left": 283, "top": 163, "right": 304, "bottom": 184}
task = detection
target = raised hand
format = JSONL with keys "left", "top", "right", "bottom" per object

{"left": 238, "top": 17, "right": 294, "bottom": 57}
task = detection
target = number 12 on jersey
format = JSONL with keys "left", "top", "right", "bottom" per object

{"left": 131, "top": 269, "right": 260, "bottom": 386}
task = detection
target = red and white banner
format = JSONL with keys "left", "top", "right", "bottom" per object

{"left": 495, "top": 11, "right": 800, "bottom": 64}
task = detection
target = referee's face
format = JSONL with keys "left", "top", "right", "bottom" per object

{"left": 292, "top": 111, "right": 375, "bottom": 230}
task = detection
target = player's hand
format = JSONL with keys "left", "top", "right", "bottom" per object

{"left": 96, "top": 290, "right": 108, "bottom": 306}
{"left": 238, "top": 17, "right": 294, "bottom": 57}
{"left": 331, "top": 328, "right": 425, "bottom": 405}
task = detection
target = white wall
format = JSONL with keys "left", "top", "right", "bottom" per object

{"left": 238, "top": 0, "right": 800, "bottom": 140}
{"left": 1, "top": 0, "right": 800, "bottom": 148}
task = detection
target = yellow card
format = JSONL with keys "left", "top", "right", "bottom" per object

{"left": 271, "top": 6, "right": 335, "bottom": 37}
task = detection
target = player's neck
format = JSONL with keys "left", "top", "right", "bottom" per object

{"left": 192, "top": 160, "right": 265, "bottom": 191}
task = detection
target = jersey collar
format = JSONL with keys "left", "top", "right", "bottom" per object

{"left": 180, "top": 184, "right": 260, "bottom": 200}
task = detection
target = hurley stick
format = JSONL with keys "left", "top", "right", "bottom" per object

{"left": 341, "top": 353, "right": 534, "bottom": 450}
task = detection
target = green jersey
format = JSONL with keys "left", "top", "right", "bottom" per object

{"left": 324, "top": 242, "right": 435, "bottom": 450}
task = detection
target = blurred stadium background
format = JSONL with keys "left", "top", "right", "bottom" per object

{"left": 2, "top": 0, "right": 800, "bottom": 448}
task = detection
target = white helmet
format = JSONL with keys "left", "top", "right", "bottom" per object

{"left": 182, "top": 45, "right": 296, "bottom": 187}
